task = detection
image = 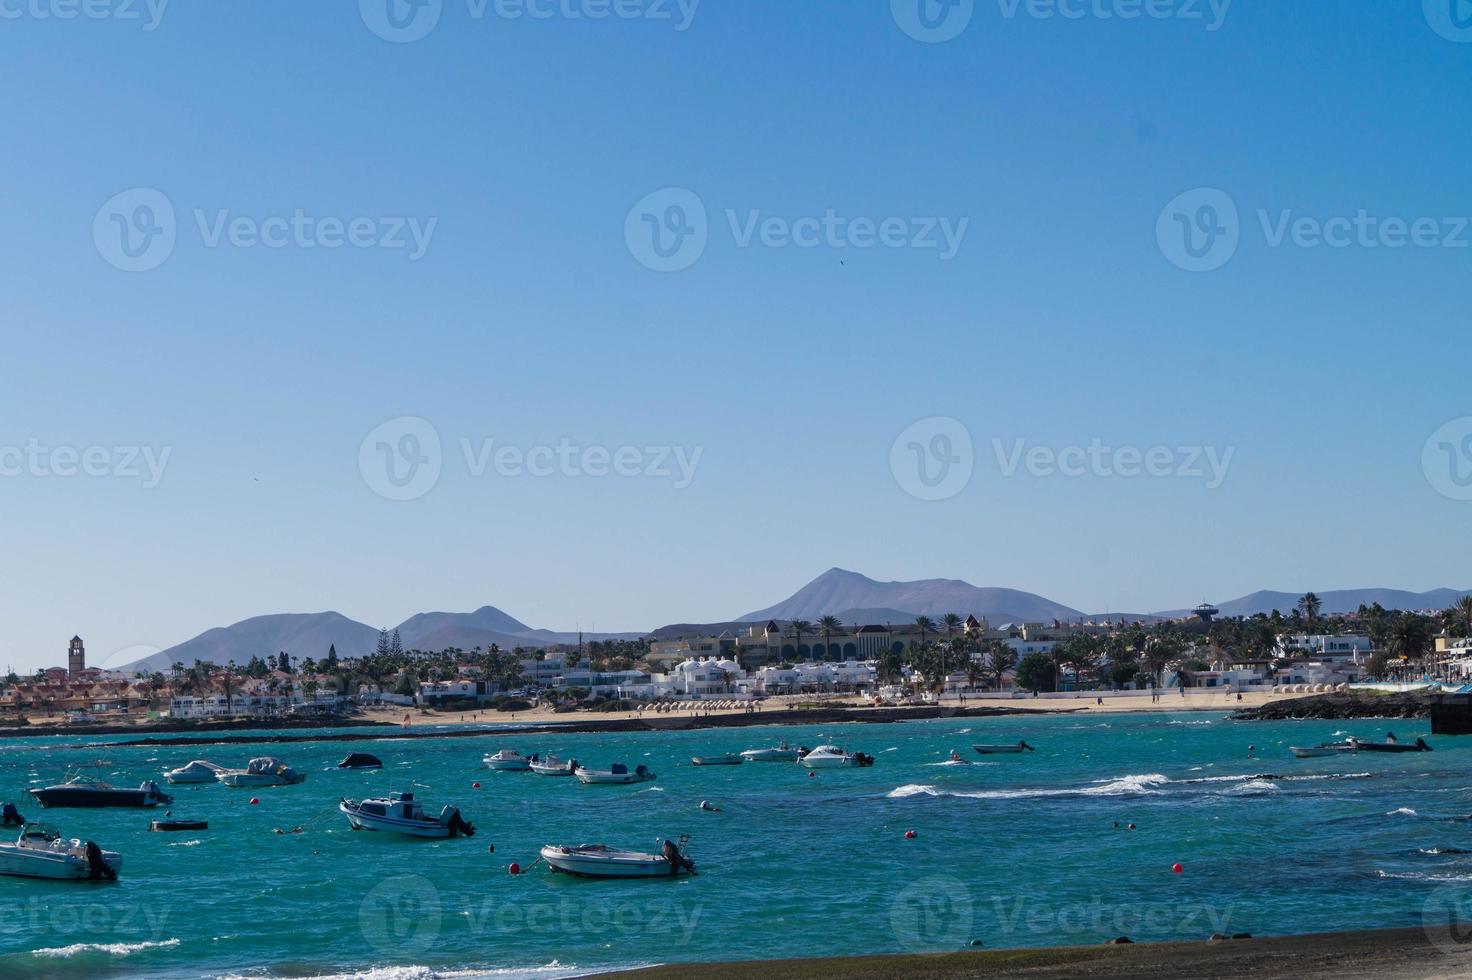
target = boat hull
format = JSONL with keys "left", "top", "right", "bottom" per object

{"left": 218, "top": 774, "right": 305, "bottom": 787}
{"left": 530, "top": 764, "right": 576, "bottom": 776}
{"left": 486, "top": 760, "right": 532, "bottom": 771}
{"left": 28, "top": 788, "right": 171, "bottom": 809}
{"left": 691, "top": 756, "right": 743, "bottom": 766}
{"left": 539, "top": 845, "right": 687, "bottom": 878}
{"left": 799, "top": 755, "right": 860, "bottom": 769}
{"left": 740, "top": 749, "right": 799, "bottom": 762}
{"left": 972, "top": 744, "right": 1029, "bottom": 755}
{"left": 342, "top": 809, "right": 454, "bottom": 838}
{"left": 0, "top": 847, "right": 122, "bottom": 880}
{"left": 576, "top": 772, "right": 655, "bottom": 784}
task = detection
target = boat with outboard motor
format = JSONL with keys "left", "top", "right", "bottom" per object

{"left": 0, "top": 824, "right": 120, "bottom": 880}
{"left": 973, "top": 741, "right": 1036, "bottom": 755}
{"left": 575, "top": 763, "right": 656, "bottom": 785}
{"left": 217, "top": 757, "right": 306, "bottom": 787}
{"left": 29, "top": 778, "right": 172, "bottom": 809}
{"left": 691, "top": 754, "right": 743, "bottom": 766}
{"left": 740, "top": 742, "right": 802, "bottom": 762}
{"left": 340, "top": 791, "right": 477, "bottom": 838}
{"left": 164, "top": 760, "right": 226, "bottom": 784}
{"left": 1290, "top": 742, "right": 1358, "bottom": 758}
{"left": 798, "top": 745, "right": 875, "bottom": 768}
{"left": 530, "top": 755, "right": 578, "bottom": 776}
{"left": 1348, "top": 734, "right": 1432, "bottom": 753}
{"left": 484, "top": 749, "right": 533, "bottom": 771}
{"left": 540, "top": 836, "right": 695, "bottom": 878}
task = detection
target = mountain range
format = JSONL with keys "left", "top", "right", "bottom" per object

{"left": 120, "top": 570, "right": 1472, "bottom": 671}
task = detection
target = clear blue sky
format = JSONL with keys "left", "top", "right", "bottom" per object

{"left": 2, "top": 1, "right": 1469, "bottom": 671}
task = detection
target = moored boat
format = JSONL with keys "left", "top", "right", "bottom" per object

{"left": 164, "top": 760, "right": 226, "bottom": 784}
{"left": 340, "top": 791, "right": 476, "bottom": 838}
{"left": 0, "top": 824, "right": 120, "bottom": 880}
{"left": 540, "top": 837, "right": 695, "bottom": 878}
{"left": 1290, "top": 742, "right": 1357, "bottom": 758}
{"left": 530, "top": 755, "right": 578, "bottom": 776}
{"left": 151, "top": 819, "right": 208, "bottom": 832}
{"left": 217, "top": 757, "right": 306, "bottom": 787}
{"left": 1348, "top": 735, "right": 1431, "bottom": 753}
{"left": 739, "top": 742, "right": 802, "bottom": 762}
{"left": 484, "top": 749, "right": 533, "bottom": 771}
{"left": 691, "top": 754, "right": 743, "bottom": 766}
{"left": 973, "top": 741, "right": 1035, "bottom": 755}
{"left": 336, "top": 753, "right": 383, "bottom": 771}
{"left": 575, "top": 763, "right": 656, "bottom": 785}
{"left": 29, "top": 778, "right": 173, "bottom": 809}
{"left": 798, "top": 745, "right": 874, "bottom": 769}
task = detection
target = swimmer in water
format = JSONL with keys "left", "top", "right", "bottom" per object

{"left": 699, "top": 800, "right": 721, "bottom": 812}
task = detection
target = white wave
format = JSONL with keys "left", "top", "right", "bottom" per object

{"left": 168, "top": 839, "right": 203, "bottom": 847}
{"left": 888, "top": 773, "right": 1169, "bottom": 800}
{"left": 956, "top": 728, "right": 971, "bottom": 734}
{"left": 923, "top": 760, "right": 973, "bottom": 767}
{"left": 1223, "top": 779, "right": 1278, "bottom": 796}
{"left": 1387, "top": 807, "right": 1419, "bottom": 816}
{"left": 32, "top": 939, "right": 180, "bottom": 959}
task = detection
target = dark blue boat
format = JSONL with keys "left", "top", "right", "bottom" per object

{"left": 29, "top": 779, "right": 173, "bottom": 809}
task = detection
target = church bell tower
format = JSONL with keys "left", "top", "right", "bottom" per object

{"left": 68, "top": 636, "right": 85, "bottom": 678}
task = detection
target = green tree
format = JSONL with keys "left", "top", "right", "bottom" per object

{"left": 817, "top": 615, "right": 843, "bottom": 660}
{"left": 1297, "top": 592, "right": 1322, "bottom": 629}
{"left": 1015, "top": 652, "right": 1056, "bottom": 693}
{"left": 987, "top": 641, "right": 1017, "bottom": 690}
{"left": 789, "top": 620, "right": 813, "bottom": 661}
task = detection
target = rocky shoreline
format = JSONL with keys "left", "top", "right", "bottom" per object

{"left": 1231, "top": 691, "right": 1430, "bottom": 722}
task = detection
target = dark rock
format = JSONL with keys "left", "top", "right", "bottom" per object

{"left": 969, "top": 939, "right": 985, "bottom": 947}
{"left": 1232, "top": 933, "right": 1252, "bottom": 940}
{"left": 1106, "top": 937, "right": 1133, "bottom": 945}
{"left": 1231, "top": 692, "right": 1430, "bottom": 722}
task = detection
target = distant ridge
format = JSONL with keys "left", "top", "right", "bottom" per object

{"left": 1157, "top": 587, "right": 1472, "bottom": 620}
{"left": 738, "top": 568, "right": 1085, "bottom": 625}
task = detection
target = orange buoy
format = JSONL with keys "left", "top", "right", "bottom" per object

{"left": 1171, "top": 863, "right": 1183, "bottom": 874}
{"left": 509, "top": 862, "right": 521, "bottom": 875}
{"left": 904, "top": 830, "right": 917, "bottom": 839}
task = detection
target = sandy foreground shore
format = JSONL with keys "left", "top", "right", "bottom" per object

{"left": 607, "top": 926, "right": 1472, "bottom": 979}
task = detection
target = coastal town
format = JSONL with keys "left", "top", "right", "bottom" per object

{"left": 6, "top": 595, "right": 1471, "bottom": 727}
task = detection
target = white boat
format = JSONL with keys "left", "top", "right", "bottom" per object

{"left": 530, "top": 755, "right": 578, "bottom": 776}
{"left": 540, "top": 838, "right": 695, "bottom": 878}
{"left": 798, "top": 745, "right": 874, "bottom": 769}
{"left": 217, "top": 757, "right": 306, "bottom": 787}
{"left": 164, "top": 760, "right": 226, "bottom": 784}
{"left": 1290, "top": 743, "right": 1357, "bottom": 758}
{"left": 339, "top": 792, "right": 476, "bottom": 838}
{"left": 575, "top": 763, "right": 656, "bottom": 785}
{"left": 690, "top": 754, "right": 743, "bottom": 766}
{"left": 973, "top": 741, "right": 1035, "bottom": 755}
{"left": 484, "top": 749, "right": 532, "bottom": 772}
{"left": 740, "top": 742, "right": 802, "bottom": 762}
{"left": 0, "top": 824, "right": 121, "bottom": 881}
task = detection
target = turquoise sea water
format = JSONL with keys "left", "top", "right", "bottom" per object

{"left": 2, "top": 712, "right": 1471, "bottom": 979}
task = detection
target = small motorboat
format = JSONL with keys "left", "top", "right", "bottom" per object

{"left": 1290, "top": 742, "right": 1357, "bottom": 758}
{"left": 575, "top": 764, "right": 656, "bottom": 785}
{"left": 150, "top": 819, "right": 208, "bottom": 832}
{"left": 973, "top": 741, "right": 1036, "bottom": 755}
{"left": 340, "top": 792, "right": 476, "bottom": 838}
{"left": 691, "top": 754, "right": 744, "bottom": 766}
{"left": 0, "top": 824, "right": 120, "bottom": 880}
{"left": 29, "top": 778, "right": 173, "bottom": 809}
{"left": 336, "top": 753, "right": 383, "bottom": 771}
{"left": 798, "top": 745, "right": 874, "bottom": 769}
{"left": 484, "top": 749, "right": 533, "bottom": 772}
{"left": 530, "top": 755, "right": 578, "bottom": 776}
{"left": 164, "top": 760, "right": 226, "bottom": 784}
{"left": 1348, "top": 735, "right": 1432, "bottom": 753}
{"left": 740, "top": 742, "right": 802, "bottom": 762}
{"left": 540, "top": 837, "right": 696, "bottom": 878}
{"left": 217, "top": 757, "right": 306, "bottom": 787}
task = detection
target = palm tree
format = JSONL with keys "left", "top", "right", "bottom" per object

{"left": 1387, "top": 615, "right": 1432, "bottom": 675}
{"left": 1297, "top": 592, "right": 1322, "bottom": 629}
{"left": 789, "top": 620, "right": 813, "bottom": 661}
{"left": 941, "top": 613, "right": 962, "bottom": 679}
{"left": 986, "top": 641, "right": 1016, "bottom": 690}
{"left": 817, "top": 615, "right": 843, "bottom": 661}
{"left": 1454, "top": 596, "right": 1472, "bottom": 637}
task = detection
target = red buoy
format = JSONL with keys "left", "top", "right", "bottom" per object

{"left": 509, "top": 862, "right": 521, "bottom": 875}
{"left": 473, "top": 782, "right": 481, "bottom": 789}
{"left": 904, "top": 830, "right": 917, "bottom": 839}
{"left": 808, "top": 771, "right": 815, "bottom": 778}
{"left": 1171, "top": 863, "right": 1184, "bottom": 874}
{"left": 249, "top": 797, "right": 260, "bottom": 805}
